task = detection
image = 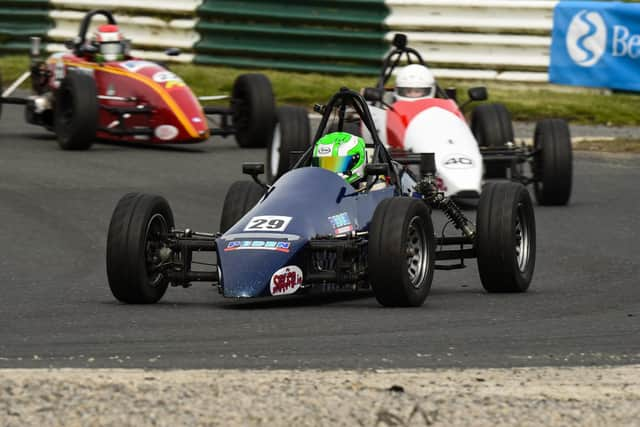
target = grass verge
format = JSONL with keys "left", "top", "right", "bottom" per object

{"left": 2, "top": 54, "right": 640, "bottom": 126}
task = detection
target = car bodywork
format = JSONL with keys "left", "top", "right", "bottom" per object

{"left": 0, "top": 9, "right": 274, "bottom": 149}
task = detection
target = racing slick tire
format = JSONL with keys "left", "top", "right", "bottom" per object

{"left": 232, "top": 73, "right": 276, "bottom": 148}
{"left": 106, "top": 193, "right": 175, "bottom": 304}
{"left": 220, "top": 181, "right": 266, "bottom": 233}
{"left": 369, "top": 197, "right": 435, "bottom": 307}
{"left": 266, "top": 105, "right": 310, "bottom": 184}
{"left": 476, "top": 182, "right": 536, "bottom": 293}
{"left": 471, "top": 103, "right": 514, "bottom": 179}
{"left": 54, "top": 71, "right": 98, "bottom": 150}
{"left": 533, "top": 118, "right": 572, "bottom": 206}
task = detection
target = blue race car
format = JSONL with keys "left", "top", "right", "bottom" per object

{"left": 106, "top": 88, "right": 536, "bottom": 307}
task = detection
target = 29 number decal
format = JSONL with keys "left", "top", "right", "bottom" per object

{"left": 244, "top": 216, "right": 292, "bottom": 232}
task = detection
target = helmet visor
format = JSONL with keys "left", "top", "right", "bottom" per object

{"left": 312, "top": 154, "right": 357, "bottom": 174}
{"left": 397, "top": 87, "right": 432, "bottom": 98}
{"left": 101, "top": 42, "right": 123, "bottom": 56}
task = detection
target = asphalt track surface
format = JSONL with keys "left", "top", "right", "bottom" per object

{"left": 0, "top": 104, "right": 638, "bottom": 370}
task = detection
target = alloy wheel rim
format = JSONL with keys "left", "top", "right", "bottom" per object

{"left": 406, "top": 216, "right": 428, "bottom": 288}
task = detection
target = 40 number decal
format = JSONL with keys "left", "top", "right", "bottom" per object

{"left": 244, "top": 215, "right": 292, "bottom": 232}
{"left": 443, "top": 155, "right": 474, "bottom": 169}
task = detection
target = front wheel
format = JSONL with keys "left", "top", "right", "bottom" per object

{"left": 219, "top": 181, "right": 266, "bottom": 233}
{"left": 54, "top": 71, "right": 98, "bottom": 150}
{"left": 532, "top": 118, "right": 572, "bottom": 206}
{"left": 369, "top": 198, "right": 435, "bottom": 307}
{"left": 232, "top": 73, "right": 276, "bottom": 148}
{"left": 106, "top": 193, "right": 175, "bottom": 304}
{"left": 476, "top": 182, "right": 536, "bottom": 292}
{"left": 266, "top": 105, "right": 310, "bottom": 184}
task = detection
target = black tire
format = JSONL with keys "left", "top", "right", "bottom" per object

{"left": 54, "top": 71, "right": 98, "bottom": 150}
{"left": 533, "top": 118, "right": 572, "bottom": 206}
{"left": 219, "top": 181, "right": 266, "bottom": 233}
{"left": 232, "top": 73, "right": 276, "bottom": 148}
{"left": 476, "top": 182, "right": 536, "bottom": 293}
{"left": 106, "top": 193, "right": 175, "bottom": 304}
{"left": 266, "top": 105, "right": 310, "bottom": 183}
{"left": 472, "top": 103, "right": 514, "bottom": 179}
{"left": 369, "top": 197, "right": 435, "bottom": 307}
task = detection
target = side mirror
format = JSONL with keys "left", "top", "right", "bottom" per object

{"left": 392, "top": 33, "right": 408, "bottom": 49}
{"left": 365, "top": 163, "right": 389, "bottom": 177}
{"left": 362, "top": 87, "right": 383, "bottom": 102}
{"left": 467, "top": 86, "right": 488, "bottom": 102}
{"left": 165, "top": 47, "right": 181, "bottom": 57}
{"left": 242, "top": 163, "right": 268, "bottom": 190}
{"left": 242, "top": 162, "right": 264, "bottom": 176}
{"left": 420, "top": 153, "right": 436, "bottom": 176}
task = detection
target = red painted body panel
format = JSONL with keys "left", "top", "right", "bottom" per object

{"left": 45, "top": 53, "right": 208, "bottom": 144}
{"left": 386, "top": 98, "right": 464, "bottom": 149}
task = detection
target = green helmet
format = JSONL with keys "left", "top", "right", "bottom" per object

{"left": 312, "top": 132, "right": 366, "bottom": 185}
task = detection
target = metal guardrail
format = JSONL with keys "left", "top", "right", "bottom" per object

{"left": 194, "top": 0, "right": 390, "bottom": 75}
{"left": 2, "top": 0, "right": 568, "bottom": 82}
{"left": 0, "top": 0, "right": 52, "bottom": 54}
{"left": 384, "top": 0, "right": 559, "bottom": 81}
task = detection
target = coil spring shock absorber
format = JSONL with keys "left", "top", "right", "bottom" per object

{"left": 416, "top": 175, "right": 476, "bottom": 239}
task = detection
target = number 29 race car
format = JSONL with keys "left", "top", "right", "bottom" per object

{"left": 105, "top": 88, "right": 536, "bottom": 307}
{"left": 268, "top": 33, "right": 573, "bottom": 206}
{"left": 0, "top": 9, "right": 275, "bottom": 150}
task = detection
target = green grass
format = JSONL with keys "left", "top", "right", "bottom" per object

{"left": 3, "top": 54, "right": 640, "bottom": 126}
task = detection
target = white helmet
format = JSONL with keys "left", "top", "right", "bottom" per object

{"left": 395, "top": 64, "right": 436, "bottom": 101}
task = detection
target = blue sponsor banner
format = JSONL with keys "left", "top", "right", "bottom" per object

{"left": 549, "top": 1, "right": 640, "bottom": 91}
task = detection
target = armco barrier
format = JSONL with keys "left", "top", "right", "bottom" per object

{"left": 0, "top": 0, "right": 52, "bottom": 54}
{"left": 384, "top": 0, "right": 558, "bottom": 82}
{"left": 194, "top": 0, "right": 390, "bottom": 75}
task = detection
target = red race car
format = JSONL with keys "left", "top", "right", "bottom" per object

{"left": 0, "top": 9, "right": 275, "bottom": 150}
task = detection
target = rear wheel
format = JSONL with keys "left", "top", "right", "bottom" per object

{"left": 219, "top": 181, "right": 266, "bottom": 233}
{"left": 472, "top": 103, "right": 514, "bottom": 178}
{"left": 54, "top": 71, "right": 98, "bottom": 150}
{"left": 369, "top": 198, "right": 435, "bottom": 307}
{"left": 106, "top": 193, "right": 175, "bottom": 304}
{"left": 266, "top": 105, "right": 310, "bottom": 183}
{"left": 232, "top": 73, "right": 276, "bottom": 148}
{"left": 533, "top": 118, "right": 572, "bottom": 205}
{"left": 476, "top": 182, "right": 535, "bottom": 292}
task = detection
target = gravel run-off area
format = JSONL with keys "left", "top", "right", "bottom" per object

{"left": 1, "top": 366, "right": 639, "bottom": 426}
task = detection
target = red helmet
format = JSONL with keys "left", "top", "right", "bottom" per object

{"left": 93, "top": 24, "right": 125, "bottom": 61}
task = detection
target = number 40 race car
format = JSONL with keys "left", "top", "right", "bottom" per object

{"left": 0, "top": 9, "right": 275, "bottom": 150}
{"left": 105, "top": 88, "right": 536, "bottom": 307}
{"left": 268, "top": 33, "right": 573, "bottom": 206}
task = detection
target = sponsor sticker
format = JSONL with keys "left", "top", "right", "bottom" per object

{"left": 317, "top": 144, "right": 332, "bottom": 156}
{"left": 121, "top": 60, "right": 156, "bottom": 72}
{"left": 244, "top": 216, "right": 292, "bottom": 232}
{"left": 224, "top": 240, "right": 291, "bottom": 253}
{"left": 328, "top": 212, "right": 354, "bottom": 235}
{"left": 270, "top": 265, "right": 303, "bottom": 296}
{"left": 152, "top": 71, "right": 185, "bottom": 89}
{"left": 154, "top": 125, "right": 179, "bottom": 141}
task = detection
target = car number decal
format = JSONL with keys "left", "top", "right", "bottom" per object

{"left": 443, "top": 155, "right": 474, "bottom": 169}
{"left": 244, "top": 216, "right": 292, "bottom": 232}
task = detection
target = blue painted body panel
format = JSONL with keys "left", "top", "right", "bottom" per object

{"left": 216, "top": 167, "right": 395, "bottom": 298}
